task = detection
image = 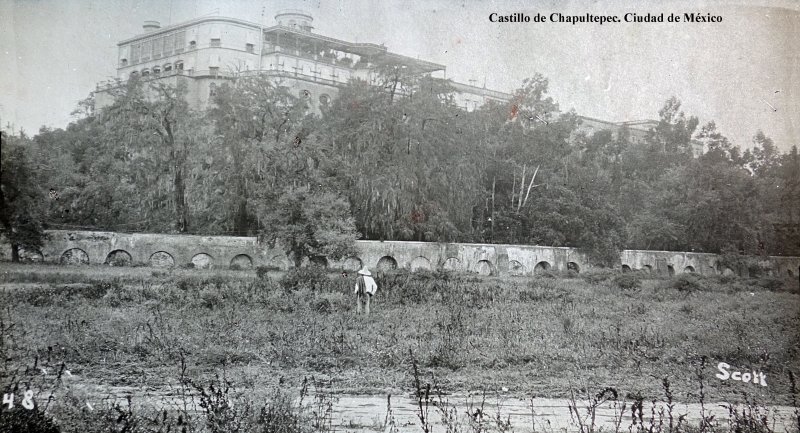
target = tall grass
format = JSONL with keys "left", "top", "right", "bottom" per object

{"left": 0, "top": 262, "right": 798, "bottom": 431}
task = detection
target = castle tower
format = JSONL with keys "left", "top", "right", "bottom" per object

{"left": 274, "top": 10, "right": 314, "bottom": 32}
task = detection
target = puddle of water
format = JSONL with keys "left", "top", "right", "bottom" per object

{"left": 65, "top": 384, "right": 796, "bottom": 433}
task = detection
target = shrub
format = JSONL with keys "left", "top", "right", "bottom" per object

{"left": 279, "top": 266, "right": 331, "bottom": 291}
{"left": 410, "top": 268, "right": 454, "bottom": 282}
{"left": 255, "top": 265, "right": 279, "bottom": 280}
{"left": 670, "top": 274, "right": 702, "bottom": 292}
{"left": 176, "top": 277, "right": 198, "bottom": 291}
{"left": 313, "top": 297, "right": 332, "bottom": 314}
{"left": 199, "top": 287, "right": 224, "bottom": 309}
{"left": 752, "top": 276, "right": 788, "bottom": 291}
{"left": 316, "top": 292, "right": 350, "bottom": 313}
{"left": 613, "top": 273, "right": 642, "bottom": 290}
{"left": 0, "top": 405, "right": 61, "bottom": 433}
{"left": 746, "top": 261, "right": 772, "bottom": 278}
{"left": 581, "top": 269, "right": 617, "bottom": 285}
{"left": 519, "top": 279, "right": 571, "bottom": 303}
{"left": 188, "top": 376, "right": 249, "bottom": 433}
{"left": 375, "top": 269, "right": 466, "bottom": 304}
{"left": 85, "top": 281, "right": 119, "bottom": 299}
{"left": 254, "top": 391, "right": 306, "bottom": 432}
{"left": 103, "top": 284, "right": 139, "bottom": 307}
{"left": 201, "top": 275, "right": 229, "bottom": 290}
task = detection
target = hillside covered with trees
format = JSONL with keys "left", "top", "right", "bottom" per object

{"left": 3, "top": 68, "right": 799, "bottom": 266}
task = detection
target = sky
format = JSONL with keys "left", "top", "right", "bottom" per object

{"left": 1, "top": 0, "right": 799, "bottom": 151}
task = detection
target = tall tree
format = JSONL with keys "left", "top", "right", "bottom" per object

{"left": 0, "top": 132, "right": 45, "bottom": 261}
{"left": 322, "top": 74, "right": 483, "bottom": 242}
{"left": 259, "top": 187, "right": 359, "bottom": 268}
{"left": 102, "top": 78, "right": 199, "bottom": 233}
{"left": 205, "top": 75, "right": 308, "bottom": 235}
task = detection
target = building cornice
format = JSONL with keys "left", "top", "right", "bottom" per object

{"left": 119, "top": 16, "right": 263, "bottom": 45}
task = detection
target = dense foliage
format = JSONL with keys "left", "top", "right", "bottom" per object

{"left": 4, "top": 69, "right": 799, "bottom": 264}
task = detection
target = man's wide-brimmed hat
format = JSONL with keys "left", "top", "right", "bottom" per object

{"left": 357, "top": 268, "right": 372, "bottom": 276}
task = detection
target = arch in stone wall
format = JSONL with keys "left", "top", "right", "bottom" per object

{"left": 442, "top": 257, "right": 461, "bottom": 271}
{"left": 621, "top": 264, "right": 632, "bottom": 273}
{"left": 377, "top": 256, "right": 398, "bottom": 271}
{"left": 149, "top": 251, "right": 175, "bottom": 268}
{"left": 230, "top": 254, "right": 253, "bottom": 269}
{"left": 567, "top": 262, "right": 580, "bottom": 273}
{"left": 342, "top": 256, "right": 363, "bottom": 271}
{"left": 641, "top": 264, "right": 653, "bottom": 273}
{"left": 105, "top": 249, "right": 133, "bottom": 266}
{"left": 409, "top": 256, "right": 432, "bottom": 272}
{"left": 534, "top": 261, "right": 551, "bottom": 274}
{"left": 667, "top": 265, "right": 675, "bottom": 276}
{"left": 60, "top": 248, "right": 89, "bottom": 265}
{"left": 475, "top": 260, "right": 495, "bottom": 276}
{"left": 722, "top": 267, "right": 736, "bottom": 276}
{"left": 684, "top": 266, "right": 696, "bottom": 273}
{"left": 19, "top": 247, "right": 43, "bottom": 263}
{"left": 509, "top": 260, "right": 526, "bottom": 276}
{"left": 192, "top": 253, "right": 214, "bottom": 269}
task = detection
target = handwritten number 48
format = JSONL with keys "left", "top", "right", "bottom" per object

{"left": 3, "top": 391, "right": 35, "bottom": 410}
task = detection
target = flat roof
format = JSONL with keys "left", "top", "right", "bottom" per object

{"left": 119, "top": 16, "right": 445, "bottom": 73}
{"left": 118, "top": 16, "right": 262, "bottom": 45}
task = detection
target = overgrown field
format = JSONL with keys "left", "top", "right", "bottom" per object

{"left": 1, "top": 263, "right": 799, "bottom": 432}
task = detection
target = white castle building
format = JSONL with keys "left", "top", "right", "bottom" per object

{"left": 96, "top": 10, "right": 693, "bottom": 151}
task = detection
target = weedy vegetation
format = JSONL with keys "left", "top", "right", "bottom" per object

{"left": 0, "top": 262, "right": 798, "bottom": 432}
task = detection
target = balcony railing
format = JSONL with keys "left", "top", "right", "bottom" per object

{"left": 236, "top": 69, "right": 350, "bottom": 87}
{"left": 260, "top": 46, "right": 362, "bottom": 69}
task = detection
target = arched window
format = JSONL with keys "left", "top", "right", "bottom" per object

{"left": 319, "top": 94, "right": 330, "bottom": 107}
{"left": 163, "top": 63, "right": 172, "bottom": 72}
{"left": 175, "top": 61, "right": 184, "bottom": 71}
{"left": 209, "top": 82, "right": 217, "bottom": 97}
{"left": 141, "top": 68, "right": 150, "bottom": 76}
{"left": 189, "top": 40, "right": 197, "bottom": 50}
{"left": 152, "top": 66, "right": 161, "bottom": 75}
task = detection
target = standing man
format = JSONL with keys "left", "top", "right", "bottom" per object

{"left": 354, "top": 268, "right": 378, "bottom": 315}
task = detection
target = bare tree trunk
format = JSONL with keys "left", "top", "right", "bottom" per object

{"left": 390, "top": 75, "right": 399, "bottom": 103}
{"left": 233, "top": 139, "right": 250, "bottom": 235}
{"left": 518, "top": 164, "right": 526, "bottom": 210}
{"left": 510, "top": 171, "right": 516, "bottom": 207}
{"left": 491, "top": 176, "right": 496, "bottom": 242}
{"left": 520, "top": 165, "right": 540, "bottom": 210}
{"left": 234, "top": 194, "right": 248, "bottom": 235}
{"left": 0, "top": 180, "right": 21, "bottom": 262}
{"left": 157, "top": 93, "right": 189, "bottom": 234}
{"left": 174, "top": 160, "right": 189, "bottom": 233}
